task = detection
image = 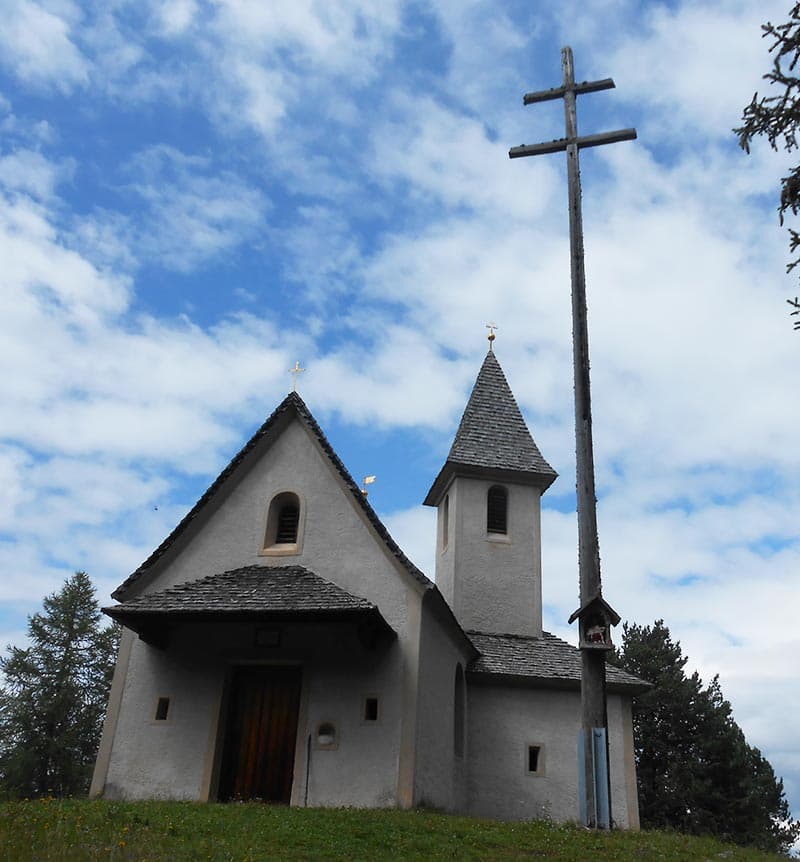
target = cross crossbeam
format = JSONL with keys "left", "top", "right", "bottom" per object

{"left": 523, "top": 76, "right": 615, "bottom": 104}
{"left": 509, "top": 127, "right": 636, "bottom": 159}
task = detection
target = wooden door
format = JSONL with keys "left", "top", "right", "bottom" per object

{"left": 218, "top": 665, "right": 302, "bottom": 803}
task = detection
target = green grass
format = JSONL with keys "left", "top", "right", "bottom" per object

{"left": 0, "top": 799, "right": 787, "bottom": 862}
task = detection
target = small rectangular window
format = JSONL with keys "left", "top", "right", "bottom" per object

{"left": 254, "top": 627, "right": 281, "bottom": 647}
{"left": 154, "top": 697, "right": 170, "bottom": 721}
{"left": 364, "top": 697, "right": 379, "bottom": 722}
{"left": 527, "top": 744, "right": 544, "bottom": 775}
{"left": 487, "top": 486, "right": 508, "bottom": 534}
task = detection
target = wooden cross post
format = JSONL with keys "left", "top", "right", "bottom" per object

{"left": 509, "top": 46, "right": 636, "bottom": 829}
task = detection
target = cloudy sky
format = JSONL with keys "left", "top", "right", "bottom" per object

{"left": 1, "top": 0, "right": 798, "bottom": 824}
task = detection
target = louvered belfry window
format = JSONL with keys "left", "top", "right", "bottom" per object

{"left": 487, "top": 485, "right": 508, "bottom": 534}
{"left": 275, "top": 501, "right": 299, "bottom": 543}
{"left": 265, "top": 492, "right": 301, "bottom": 548}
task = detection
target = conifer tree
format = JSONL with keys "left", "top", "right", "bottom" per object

{"left": 736, "top": 4, "right": 800, "bottom": 326}
{"left": 0, "top": 572, "right": 119, "bottom": 797}
{"left": 614, "top": 620, "right": 799, "bottom": 854}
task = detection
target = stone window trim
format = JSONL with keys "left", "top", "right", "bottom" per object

{"left": 260, "top": 490, "right": 306, "bottom": 556}
{"left": 526, "top": 743, "right": 545, "bottom": 777}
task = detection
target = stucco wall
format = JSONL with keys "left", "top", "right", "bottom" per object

{"left": 136, "top": 418, "right": 420, "bottom": 639}
{"left": 101, "top": 620, "right": 405, "bottom": 805}
{"left": 466, "top": 682, "right": 636, "bottom": 827}
{"left": 97, "top": 414, "right": 428, "bottom": 804}
{"left": 412, "top": 596, "right": 472, "bottom": 811}
{"left": 435, "top": 476, "right": 543, "bottom": 637}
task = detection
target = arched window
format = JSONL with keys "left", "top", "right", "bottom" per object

{"left": 442, "top": 494, "right": 450, "bottom": 550}
{"left": 264, "top": 492, "right": 301, "bottom": 548}
{"left": 454, "top": 664, "right": 465, "bottom": 758}
{"left": 486, "top": 485, "right": 508, "bottom": 534}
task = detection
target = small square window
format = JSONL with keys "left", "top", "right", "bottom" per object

{"left": 154, "top": 697, "right": 170, "bottom": 721}
{"left": 364, "top": 697, "right": 379, "bottom": 722}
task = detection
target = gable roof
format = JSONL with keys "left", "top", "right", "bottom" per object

{"left": 467, "top": 630, "right": 651, "bottom": 694}
{"left": 113, "top": 392, "right": 431, "bottom": 601}
{"left": 105, "top": 565, "right": 395, "bottom": 644}
{"left": 424, "top": 350, "right": 557, "bottom": 505}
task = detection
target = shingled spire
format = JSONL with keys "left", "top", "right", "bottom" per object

{"left": 425, "top": 349, "right": 556, "bottom": 636}
{"left": 424, "top": 350, "right": 557, "bottom": 506}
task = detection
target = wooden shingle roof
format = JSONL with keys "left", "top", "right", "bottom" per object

{"left": 105, "top": 565, "right": 395, "bottom": 642}
{"left": 424, "top": 350, "right": 557, "bottom": 505}
{"left": 467, "top": 630, "right": 650, "bottom": 693}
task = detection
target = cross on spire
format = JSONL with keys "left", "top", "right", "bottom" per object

{"left": 288, "top": 360, "right": 305, "bottom": 392}
{"left": 485, "top": 322, "right": 499, "bottom": 350}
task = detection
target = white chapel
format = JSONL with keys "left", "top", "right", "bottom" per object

{"left": 91, "top": 347, "right": 646, "bottom": 825}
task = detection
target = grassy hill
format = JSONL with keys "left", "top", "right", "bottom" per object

{"left": 0, "top": 799, "right": 788, "bottom": 862}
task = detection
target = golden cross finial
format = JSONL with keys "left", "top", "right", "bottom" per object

{"left": 289, "top": 360, "right": 305, "bottom": 392}
{"left": 486, "top": 322, "right": 499, "bottom": 350}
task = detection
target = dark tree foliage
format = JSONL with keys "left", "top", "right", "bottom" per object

{"left": 736, "top": 5, "right": 800, "bottom": 326}
{"left": 0, "top": 572, "right": 119, "bottom": 798}
{"left": 613, "top": 620, "right": 799, "bottom": 855}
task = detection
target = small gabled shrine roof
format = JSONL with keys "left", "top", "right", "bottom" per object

{"left": 113, "top": 392, "right": 431, "bottom": 601}
{"left": 568, "top": 595, "right": 621, "bottom": 627}
{"left": 424, "top": 350, "right": 557, "bottom": 505}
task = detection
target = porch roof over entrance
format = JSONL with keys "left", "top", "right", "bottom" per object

{"left": 103, "top": 565, "right": 395, "bottom": 646}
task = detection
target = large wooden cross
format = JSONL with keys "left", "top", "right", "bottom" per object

{"left": 509, "top": 46, "right": 636, "bottom": 830}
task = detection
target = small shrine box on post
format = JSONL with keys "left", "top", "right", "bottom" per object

{"left": 568, "top": 596, "right": 621, "bottom": 651}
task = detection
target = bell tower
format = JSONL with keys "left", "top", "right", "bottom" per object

{"left": 423, "top": 348, "right": 557, "bottom": 636}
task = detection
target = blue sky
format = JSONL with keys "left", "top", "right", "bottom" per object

{"left": 1, "top": 0, "right": 799, "bottom": 827}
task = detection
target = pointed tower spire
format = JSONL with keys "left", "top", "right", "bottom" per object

{"left": 424, "top": 350, "right": 557, "bottom": 637}
{"left": 424, "top": 350, "right": 557, "bottom": 506}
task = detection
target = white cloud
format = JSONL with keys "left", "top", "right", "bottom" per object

{"left": 369, "top": 93, "right": 560, "bottom": 221}
{"left": 0, "top": 0, "right": 89, "bottom": 92}
{"left": 151, "top": 0, "right": 198, "bottom": 37}
{"left": 120, "top": 145, "right": 269, "bottom": 272}
{"left": 622, "top": 2, "right": 785, "bottom": 137}
{"left": 382, "top": 505, "right": 436, "bottom": 578}
{"left": 0, "top": 191, "right": 130, "bottom": 329}
{"left": 0, "top": 149, "right": 72, "bottom": 199}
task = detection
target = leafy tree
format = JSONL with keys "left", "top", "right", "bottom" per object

{"left": 613, "top": 620, "right": 799, "bottom": 855}
{"left": 0, "top": 571, "right": 119, "bottom": 797}
{"left": 736, "top": 5, "right": 800, "bottom": 325}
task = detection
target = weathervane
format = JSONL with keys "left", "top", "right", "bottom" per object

{"left": 509, "top": 46, "right": 635, "bottom": 832}
{"left": 486, "top": 322, "right": 499, "bottom": 350}
{"left": 288, "top": 361, "right": 305, "bottom": 392}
